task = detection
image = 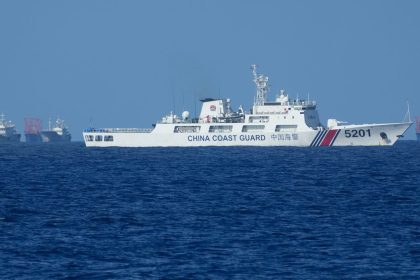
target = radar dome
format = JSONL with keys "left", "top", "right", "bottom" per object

{"left": 182, "top": 111, "right": 190, "bottom": 120}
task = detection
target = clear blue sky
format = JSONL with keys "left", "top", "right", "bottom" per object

{"left": 1, "top": 0, "right": 419, "bottom": 140}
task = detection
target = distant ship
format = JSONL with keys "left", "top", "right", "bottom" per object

{"left": 83, "top": 65, "right": 412, "bottom": 147}
{"left": 416, "top": 116, "right": 420, "bottom": 141}
{"left": 0, "top": 113, "right": 21, "bottom": 142}
{"left": 40, "top": 118, "right": 71, "bottom": 142}
{"left": 24, "top": 117, "right": 42, "bottom": 143}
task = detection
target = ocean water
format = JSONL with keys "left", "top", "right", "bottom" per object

{"left": 1, "top": 141, "right": 420, "bottom": 279}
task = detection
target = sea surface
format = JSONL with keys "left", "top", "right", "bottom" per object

{"left": 1, "top": 141, "right": 420, "bottom": 279}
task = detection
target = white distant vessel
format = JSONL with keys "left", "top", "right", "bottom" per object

{"left": 41, "top": 118, "right": 71, "bottom": 142}
{"left": 0, "top": 113, "right": 21, "bottom": 142}
{"left": 83, "top": 65, "right": 412, "bottom": 147}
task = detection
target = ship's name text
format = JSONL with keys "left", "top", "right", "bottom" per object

{"left": 187, "top": 134, "right": 266, "bottom": 142}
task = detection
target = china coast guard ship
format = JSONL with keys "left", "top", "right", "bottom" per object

{"left": 83, "top": 65, "right": 412, "bottom": 147}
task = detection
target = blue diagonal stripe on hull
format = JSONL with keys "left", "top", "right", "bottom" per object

{"left": 310, "top": 131, "right": 321, "bottom": 147}
{"left": 314, "top": 130, "right": 327, "bottom": 147}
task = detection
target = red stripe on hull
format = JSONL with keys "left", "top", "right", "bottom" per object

{"left": 320, "top": 130, "right": 338, "bottom": 146}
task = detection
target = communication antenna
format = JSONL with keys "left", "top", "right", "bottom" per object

{"left": 194, "top": 92, "right": 197, "bottom": 119}
{"left": 0, "top": 113, "right": 6, "bottom": 124}
{"left": 251, "top": 64, "right": 269, "bottom": 106}
{"left": 170, "top": 79, "right": 176, "bottom": 114}
{"left": 182, "top": 91, "right": 185, "bottom": 111}
{"left": 404, "top": 100, "right": 412, "bottom": 123}
{"left": 172, "top": 90, "right": 176, "bottom": 115}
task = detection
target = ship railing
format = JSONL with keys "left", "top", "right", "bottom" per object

{"left": 287, "top": 100, "right": 317, "bottom": 106}
{"left": 84, "top": 128, "right": 153, "bottom": 133}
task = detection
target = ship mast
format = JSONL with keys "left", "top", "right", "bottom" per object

{"left": 251, "top": 64, "right": 269, "bottom": 106}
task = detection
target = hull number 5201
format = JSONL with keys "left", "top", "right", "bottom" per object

{"left": 344, "top": 129, "right": 371, "bottom": 138}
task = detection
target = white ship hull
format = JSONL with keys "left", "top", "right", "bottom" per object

{"left": 83, "top": 122, "right": 411, "bottom": 147}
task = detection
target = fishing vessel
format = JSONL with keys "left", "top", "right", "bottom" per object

{"left": 83, "top": 65, "right": 412, "bottom": 147}
{"left": 24, "top": 117, "right": 42, "bottom": 143}
{"left": 0, "top": 113, "right": 21, "bottom": 142}
{"left": 41, "top": 118, "right": 71, "bottom": 142}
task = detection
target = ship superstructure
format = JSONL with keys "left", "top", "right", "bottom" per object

{"left": 83, "top": 66, "right": 412, "bottom": 147}
{"left": 41, "top": 118, "right": 71, "bottom": 142}
{"left": 0, "top": 113, "right": 21, "bottom": 142}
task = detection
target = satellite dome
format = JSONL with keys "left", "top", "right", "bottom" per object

{"left": 182, "top": 111, "right": 190, "bottom": 120}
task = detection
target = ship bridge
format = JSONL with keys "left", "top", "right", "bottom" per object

{"left": 250, "top": 66, "right": 321, "bottom": 129}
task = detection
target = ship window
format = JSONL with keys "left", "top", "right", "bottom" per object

{"left": 104, "top": 135, "right": 113, "bottom": 141}
{"left": 209, "top": 125, "right": 233, "bottom": 133}
{"left": 275, "top": 125, "right": 297, "bottom": 132}
{"left": 174, "top": 126, "right": 200, "bottom": 133}
{"left": 95, "top": 135, "right": 103, "bottom": 141}
{"left": 242, "top": 125, "right": 265, "bottom": 132}
{"left": 85, "top": 135, "right": 94, "bottom": 142}
{"left": 249, "top": 116, "right": 269, "bottom": 123}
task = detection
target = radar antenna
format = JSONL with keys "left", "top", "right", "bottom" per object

{"left": 251, "top": 65, "right": 269, "bottom": 106}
